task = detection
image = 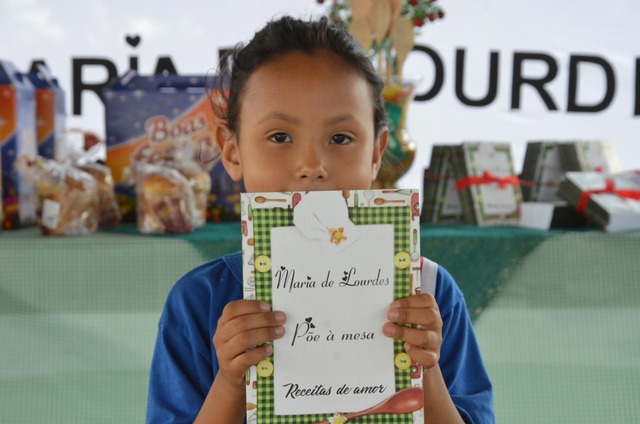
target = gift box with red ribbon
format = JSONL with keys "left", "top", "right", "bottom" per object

{"left": 450, "top": 142, "right": 522, "bottom": 226}
{"left": 557, "top": 171, "right": 640, "bottom": 232}
{"left": 421, "top": 145, "right": 464, "bottom": 224}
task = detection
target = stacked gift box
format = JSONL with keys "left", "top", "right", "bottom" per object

{"left": 557, "top": 171, "right": 640, "bottom": 232}
{"left": 422, "top": 142, "right": 522, "bottom": 227}
{"left": 519, "top": 141, "right": 587, "bottom": 228}
{"left": 451, "top": 142, "right": 522, "bottom": 227}
{"left": 420, "top": 145, "right": 464, "bottom": 224}
{"left": 520, "top": 141, "right": 564, "bottom": 203}
{"left": 421, "top": 140, "right": 639, "bottom": 232}
{"left": 557, "top": 140, "right": 621, "bottom": 173}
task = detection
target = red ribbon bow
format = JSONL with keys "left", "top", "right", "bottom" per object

{"left": 577, "top": 178, "right": 640, "bottom": 215}
{"left": 456, "top": 171, "right": 520, "bottom": 191}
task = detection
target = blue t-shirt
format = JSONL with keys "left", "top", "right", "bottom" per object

{"left": 146, "top": 252, "right": 494, "bottom": 423}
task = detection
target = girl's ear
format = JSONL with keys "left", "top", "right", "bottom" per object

{"left": 371, "top": 128, "right": 389, "bottom": 179}
{"left": 215, "top": 124, "right": 243, "bottom": 181}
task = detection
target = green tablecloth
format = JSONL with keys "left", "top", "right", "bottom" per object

{"left": 1, "top": 224, "right": 639, "bottom": 423}
{"left": 2, "top": 226, "right": 224, "bottom": 423}
{"left": 473, "top": 230, "right": 640, "bottom": 423}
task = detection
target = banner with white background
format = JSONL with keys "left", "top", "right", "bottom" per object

{"left": 2, "top": 0, "right": 639, "bottom": 190}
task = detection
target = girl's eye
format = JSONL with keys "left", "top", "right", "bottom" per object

{"left": 268, "top": 132, "right": 292, "bottom": 143}
{"left": 330, "top": 134, "right": 353, "bottom": 145}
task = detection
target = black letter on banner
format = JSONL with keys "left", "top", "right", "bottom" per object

{"left": 72, "top": 58, "right": 118, "bottom": 115}
{"left": 567, "top": 55, "right": 615, "bottom": 113}
{"left": 129, "top": 56, "right": 139, "bottom": 72}
{"left": 455, "top": 49, "right": 499, "bottom": 106}
{"left": 412, "top": 44, "right": 444, "bottom": 102}
{"left": 28, "top": 59, "right": 49, "bottom": 74}
{"left": 511, "top": 53, "right": 558, "bottom": 110}
{"left": 154, "top": 56, "right": 178, "bottom": 75}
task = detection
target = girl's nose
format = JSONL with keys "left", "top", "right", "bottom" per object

{"left": 295, "top": 144, "right": 328, "bottom": 181}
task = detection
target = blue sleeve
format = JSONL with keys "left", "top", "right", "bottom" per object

{"left": 145, "top": 254, "right": 243, "bottom": 424}
{"left": 436, "top": 265, "right": 495, "bottom": 424}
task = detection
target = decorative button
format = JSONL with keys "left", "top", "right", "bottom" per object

{"left": 394, "top": 352, "right": 412, "bottom": 370}
{"left": 254, "top": 255, "right": 272, "bottom": 273}
{"left": 394, "top": 252, "right": 411, "bottom": 269}
{"left": 256, "top": 359, "right": 274, "bottom": 377}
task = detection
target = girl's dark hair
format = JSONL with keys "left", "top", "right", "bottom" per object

{"left": 210, "top": 15, "right": 387, "bottom": 139}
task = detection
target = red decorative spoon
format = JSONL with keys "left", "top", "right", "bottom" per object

{"left": 313, "top": 387, "right": 423, "bottom": 423}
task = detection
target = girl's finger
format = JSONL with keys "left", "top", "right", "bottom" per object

{"left": 227, "top": 343, "right": 275, "bottom": 374}
{"left": 230, "top": 325, "right": 285, "bottom": 352}
{"left": 382, "top": 322, "right": 441, "bottom": 351}
{"left": 218, "top": 299, "right": 271, "bottom": 325}
{"left": 387, "top": 304, "right": 441, "bottom": 329}
{"left": 391, "top": 293, "right": 437, "bottom": 309}
{"left": 387, "top": 294, "right": 441, "bottom": 334}
{"left": 215, "top": 322, "right": 285, "bottom": 360}
{"left": 403, "top": 342, "right": 439, "bottom": 369}
{"left": 218, "top": 310, "right": 286, "bottom": 341}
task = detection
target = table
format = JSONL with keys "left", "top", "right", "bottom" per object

{"left": 472, "top": 229, "right": 640, "bottom": 423}
{"left": 1, "top": 224, "right": 639, "bottom": 423}
{"left": 1, "top": 224, "right": 238, "bottom": 423}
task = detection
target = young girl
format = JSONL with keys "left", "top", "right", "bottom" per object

{"left": 146, "top": 16, "right": 494, "bottom": 424}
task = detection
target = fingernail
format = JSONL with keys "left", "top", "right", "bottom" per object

{"left": 383, "top": 323, "right": 396, "bottom": 337}
{"left": 388, "top": 309, "right": 399, "bottom": 321}
{"left": 274, "top": 312, "right": 286, "bottom": 322}
{"left": 265, "top": 344, "right": 273, "bottom": 355}
{"left": 260, "top": 302, "right": 270, "bottom": 311}
{"left": 274, "top": 326, "right": 284, "bottom": 337}
{"left": 389, "top": 301, "right": 400, "bottom": 309}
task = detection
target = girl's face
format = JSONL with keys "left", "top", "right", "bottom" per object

{"left": 217, "top": 49, "right": 387, "bottom": 193}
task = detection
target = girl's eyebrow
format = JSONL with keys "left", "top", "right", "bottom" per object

{"left": 323, "top": 114, "right": 358, "bottom": 125}
{"left": 257, "top": 112, "right": 300, "bottom": 125}
{"left": 256, "top": 113, "right": 359, "bottom": 126}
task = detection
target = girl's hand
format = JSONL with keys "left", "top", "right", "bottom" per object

{"left": 213, "top": 299, "right": 286, "bottom": 392}
{"left": 382, "top": 294, "right": 442, "bottom": 370}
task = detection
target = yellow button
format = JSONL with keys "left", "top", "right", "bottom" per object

{"left": 394, "top": 252, "right": 411, "bottom": 269}
{"left": 254, "top": 255, "right": 271, "bottom": 273}
{"left": 256, "top": 359, "right": 274, "bottom": 377}
{"left": 394, "top": 352, "right": 412, "bottom": 370}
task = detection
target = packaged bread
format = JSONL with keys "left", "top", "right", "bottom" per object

{"left": 169, "top": 160, "right": 211, "bottom": 227}
{"left": 134, "top": 164, "right": 197, "bottom": 234}
{"left": 16, "top": 156, "right": 99, "bottom": 236}
{"left": 129, "top": 140, "right": 211, "bottom": 227}
{"left": 76, "top": 163, "right": 122, "bottom": 227}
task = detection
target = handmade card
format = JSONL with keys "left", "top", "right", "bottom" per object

{"left": 558, "top": 140, "right": 621, "bottom": 173}
{"left": 520, "top": 141, "right": 564, "bottom": 202}
{"left": 421, "top": 145, "right": 464, "bottom": 224}
{"left": 452, "top": 142, "right": 522, "bottom": 226}
{"left": 241, "top": 189, "right": 422, "bottom": 424}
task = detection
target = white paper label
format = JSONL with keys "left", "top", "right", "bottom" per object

{"left": 271, "top": 225, "right": 395, "bottom": 415}
{"left": 41, "top": 199, "right": 61, "bottom": 229}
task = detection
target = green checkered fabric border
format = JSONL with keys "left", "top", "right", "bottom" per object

{"left": 349, "top": 207, "right": 411, "bottom": 302}
{"left": 253, "top": 209, "right": 293, "bottom": 303}
{"left": 252, "top": 206, "right": 415, "bottom": 423}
